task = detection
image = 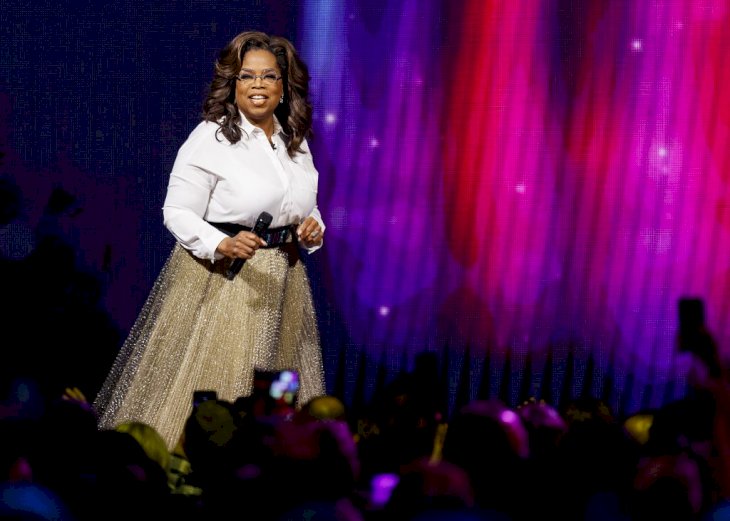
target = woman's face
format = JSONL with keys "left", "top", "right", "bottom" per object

{"left": 235, "top": 48, "right": 283, "bottom": 127}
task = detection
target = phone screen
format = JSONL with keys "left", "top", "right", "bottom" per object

{"left": 679, "top": 298, "right": 704, "bottom": 333}
{"left": 678, "top": 297, "right": 705, "bottom": 351}
{"left": 193, "top": 390, "right": 217, "bottom": 408}
{"left": 269, "top": 370, "right": 300, "bottom": 405}
{"left": 252, "top": 369, "right": 300, "bottom": 415}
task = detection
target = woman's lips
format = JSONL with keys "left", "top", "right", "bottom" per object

{"left": 249, "top": 94, "right": 268, "bottom": 106}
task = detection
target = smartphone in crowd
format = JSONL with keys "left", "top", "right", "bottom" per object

{"left": 252, "top": 368, "right": 300, "bottom": 416}
{"left": 192, "top": 390, "right": 218, "bottom": 408}
{"left": 678, "top": 296, "right": 722, "bottom": 378}
{"left": 678, "top": 297, "right": 705, "bottom": 352}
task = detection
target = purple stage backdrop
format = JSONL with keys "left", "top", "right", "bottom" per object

{"left": 1, "top": 1, "right": 729, "bottom": 415}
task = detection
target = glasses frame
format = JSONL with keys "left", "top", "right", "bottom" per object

{"left": 235, "top": 72, "right": 283, "bottom": 85}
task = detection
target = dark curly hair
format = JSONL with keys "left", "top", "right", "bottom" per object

{"left": 202, "top": 31, "right": 313, "bottom": 157}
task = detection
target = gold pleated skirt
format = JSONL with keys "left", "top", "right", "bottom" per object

{"left": 93, "top": 242, "right": 325, "bottom": 450}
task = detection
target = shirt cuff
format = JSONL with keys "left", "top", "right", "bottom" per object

{"left": 201, "top": 228, "right": 230, "bottom": 262}
{"left": 304, "top": 240, "right": 323, "bottom": 254}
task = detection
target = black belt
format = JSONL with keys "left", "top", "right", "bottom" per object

{"left": 208, "top": 221, "right": 296, "bottom": 248}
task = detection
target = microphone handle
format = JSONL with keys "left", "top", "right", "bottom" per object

{"left": 225, "top": 212, "right": 273, "bottom": 280}
{"left": 226, "top": 258, "right": 245, "bottom": 280}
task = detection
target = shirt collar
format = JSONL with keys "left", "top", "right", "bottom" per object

{"left": 237, "top": 111, "right": 284, "bottom": 141}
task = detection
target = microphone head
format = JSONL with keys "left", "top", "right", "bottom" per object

{"left": 253, "top": 211, "right": 273, "bottom": 234}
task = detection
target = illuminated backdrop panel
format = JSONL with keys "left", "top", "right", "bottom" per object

{"left": 1, "top": 1, "right": 728, "bottom": 415}
{"left": 300, "top": 0, "right": 730, "bottom": 412}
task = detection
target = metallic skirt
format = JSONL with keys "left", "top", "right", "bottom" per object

{"left": 93, "top": 242, "right": 325, "bottom": 449}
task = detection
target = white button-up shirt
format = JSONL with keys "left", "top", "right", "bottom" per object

{"left": 162, "top": 115, "right": 324, "bottom": 261}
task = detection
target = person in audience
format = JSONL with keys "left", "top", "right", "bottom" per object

{"left": 93, "top": 429, "right": 174, "bottom": 519}
{"left": 517, "top": 400, "right": 569, "bottom": 519}
{"left": 555, "top": 397, "right": 638, "bottom": 520}
{"left": 114, "top": 421, "right": 171, "bottom": 478}
{"left": 632, "top": 450, "right": 705, "bottom": 521}
{"left": 357, "top": 369, "right": 444, "bottom": 486}
{"left": 381, "top": 457, "right": 486, "bottom": 520}
{"left": 297, "top": 394, "right": 348, "bottom": 423}
{"left": 440, "top": 399, "right": 529, "bottom": 519}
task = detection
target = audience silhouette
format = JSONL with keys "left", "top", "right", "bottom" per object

{"left": 1, "top": 329, "right": 728, "bottom": 521}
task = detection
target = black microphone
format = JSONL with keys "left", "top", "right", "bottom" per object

{"left": 225, "top": 211, "right": 273, "bottom": 280}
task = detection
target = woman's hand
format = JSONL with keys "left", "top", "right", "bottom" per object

{"left": 297, "top": 217, "right": 324, "bottom": 248}
{"left": 216, "top": 232, "right": 267, "bottom": 260}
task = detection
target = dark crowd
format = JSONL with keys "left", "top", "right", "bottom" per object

{"left": 2, "top": 337, "right": 730, "bottom": 521}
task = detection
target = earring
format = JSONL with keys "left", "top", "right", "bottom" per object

{"left": 279, "top": 95, "right": 284, "bottom": 104}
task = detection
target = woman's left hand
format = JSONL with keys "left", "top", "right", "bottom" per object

{"left": 297, "top": 217, "right": 324, "bottom": 248}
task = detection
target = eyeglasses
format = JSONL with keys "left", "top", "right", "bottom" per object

{"left": 235, "top": 72, "right": 282, "bottom": 85}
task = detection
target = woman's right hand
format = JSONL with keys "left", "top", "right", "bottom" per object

{"left": 216, "top": 232, "right": 267, "bottom": 260}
